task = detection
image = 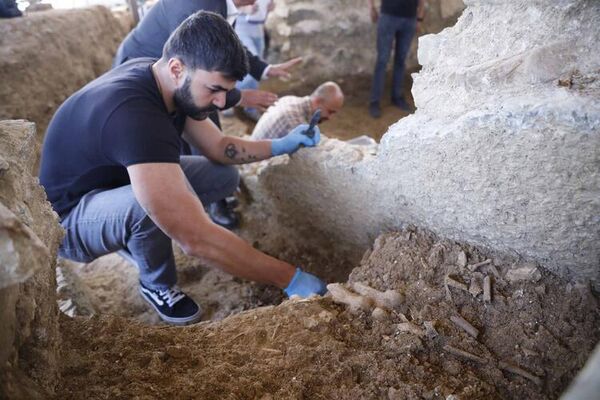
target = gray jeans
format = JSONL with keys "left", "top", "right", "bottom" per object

{"left": 58, "top": 156, "right": 239, "bottom": 290}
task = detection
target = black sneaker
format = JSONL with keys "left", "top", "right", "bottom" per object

{"left": 207, "top": 198, "right": 240, "bottom": 229}
{"left": 369, "top": 102, "right": 382, "bottom": 118}
{"left": 139, "top": 282, "right": 202, "bottom": 325}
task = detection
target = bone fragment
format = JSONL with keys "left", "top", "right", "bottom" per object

{"left": 445, "top": 276, "right": 468, "bottom": 292}
{"left": 499, "top": 361, "right": 542, "bottom": 386}
{"left": 443, "top": 345, "right": 487, "bottom": 364}
{"left": 450, "top": 315, "right": 479, "bottom": 338}
{"left": 352, "top": 282, "right": 404, "bottom": 310}
{"left": 467, "top": 258, "right": 492, "bottom": 272}
{"left": 469, "top": 275, "right": 483, "bottom": 297}
{"left": 396, "top": 322, "right": 426, "bottom": 337}
{"left": 506, "top": 263, "right": 542, "bottom": 283}
{"left": 487, "top": 263, "right": 501, "bottom": 278}
{"left": 456, "top": 251, "right": 467, "bottom": 267}
{"left": 483, "top": 276, "right": 492, "bottom": 303}
{"left": 327, "top": 283, "right": 373, "bottom": 313}
{"left": 371, "top": 307, "right": 389, "bottom": 321}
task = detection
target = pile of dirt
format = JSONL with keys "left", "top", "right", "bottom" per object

{"left": 57, "top": 228, "right": 599, "bottom": 399}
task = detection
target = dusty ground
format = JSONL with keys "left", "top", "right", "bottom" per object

{"left": 58, "top": 228, "right": 599, "bottom": 399}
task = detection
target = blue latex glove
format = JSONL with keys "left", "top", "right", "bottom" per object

{"left": 271, "top": 123, "right": 321, "bottom": 156}
{"left": 284, "top": 267, "right": 327, "bottom": 298}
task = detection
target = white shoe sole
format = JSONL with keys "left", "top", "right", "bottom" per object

{"left": 139, "top": 287, "right": 202, "bottom": 326}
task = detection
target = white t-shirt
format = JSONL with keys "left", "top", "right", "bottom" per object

{"left": 235, "top": 0, "right": 271, "bottom": 37}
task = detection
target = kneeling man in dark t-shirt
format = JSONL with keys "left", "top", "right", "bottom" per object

{"left": 39, "top": 11, "right": 326, "bottom": 325}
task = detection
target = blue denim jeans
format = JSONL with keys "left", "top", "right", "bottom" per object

{"left": 236, "top": 34, "right": 265, "bottom": 114}
{"left": 370, "top": 13, "right": 416, "bottom": 104}
{"left": 58, "top": 156, "right": 239, "bottom": 290}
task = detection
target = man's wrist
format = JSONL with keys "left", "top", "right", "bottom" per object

{"left": 261, "top": 65, "right": 271, "bottom": 80}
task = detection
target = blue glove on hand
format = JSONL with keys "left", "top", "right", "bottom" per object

{"left": 271, "top": 123, "right": 321, "bottom": 156}
{"left": 284, "top": 267, "right": 327, "bottom": 298}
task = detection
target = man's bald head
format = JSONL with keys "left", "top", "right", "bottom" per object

{"left": 310, "top": 81, "right": 344, "bottom": 122}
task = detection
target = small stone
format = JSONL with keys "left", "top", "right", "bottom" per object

{"left": 166, "top": 345, "right": 187, "bottom": 359}
{"left": 424, "top": 320, "right": 438, "bottom": 339}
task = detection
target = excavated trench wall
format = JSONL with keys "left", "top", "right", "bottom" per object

{"left": 242, "top": 0, "right": 600, "bottom": 288}
{"left": 0, "top": 121, "right": 63, "bottom": 399}
{"left": 0, "top": 7, "right": 129, "bottom": 147}
{"left": 0, "top": 7, "right": 128, "bottom": 398}
{"left": 266, "top": 0, "right": 465, "bottom": 88}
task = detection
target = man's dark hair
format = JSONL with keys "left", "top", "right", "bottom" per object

{"left": 162, "top": 11, "right": 249, "bottom": 81}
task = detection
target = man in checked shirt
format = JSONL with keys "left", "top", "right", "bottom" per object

{"left": 251, "top": 82, "right": 344, "bottom": 140}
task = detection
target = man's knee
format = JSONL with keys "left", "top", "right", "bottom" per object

{"left": 212, "top": 164, "right": 240, "bottom": 195}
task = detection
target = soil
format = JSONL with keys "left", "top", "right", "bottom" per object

{"left": 57, "top": 228, "right": 599, "bottom": 399}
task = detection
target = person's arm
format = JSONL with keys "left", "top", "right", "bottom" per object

{"left": 238, "top": 89, "right": 278, "bottom": 111}
{"left": 182, "top": 117, "right": 320, "bottom": 164}
{"left": 417, "top": 0, "right": 425, "bottom": 21}
{"left": 127, "top": 162, "right": 296, "bottom": 288}
{"left": 368, "top": 0, "right": 378, "bottom": 23}
{"left": 182, "top": 117, "right": 272, "bottom": 164}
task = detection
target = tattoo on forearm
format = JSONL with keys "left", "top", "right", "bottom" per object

{"left": 225, "top": 142, "right": 259, "bottom": 163}
{"left": 225, "top": 143, "right": 238, "bottom": 159}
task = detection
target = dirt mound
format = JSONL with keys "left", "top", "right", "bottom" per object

{"left": 0, "top": 7, "right": 129, "bottom": 150}
{"left": 57, "top": 229, "right": 599, "bottom": 399}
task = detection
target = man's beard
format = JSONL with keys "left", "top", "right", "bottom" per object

{"left": 173, "top": 77, "right": 217, "bottom": 120}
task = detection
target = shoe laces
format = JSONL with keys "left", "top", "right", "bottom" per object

{"left": 158, "top": 286, "right": 186, "bottom": 307}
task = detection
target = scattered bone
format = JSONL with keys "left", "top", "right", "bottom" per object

{"left": 450, "top": 315, "right": 479, "bottom": 338}
{"left": 396, "top": 322, "right": 426, "bottom": 337}
{"left": 327, "top": 283, "right": 373, "bottom": 313}
{"left": 443, "top": 345, "right": 487, "bottom": 364}
{"left": 445, "top": 276, "right": 468, "bottom": 292}
{"left": 506, "top": 263, "right": 542, "bottom": 283}
{"left": 352, "top": 282, "right": 404, "bottom": 310}
{"left": 371, "top": 307, "right": 389, "bottom": 321}
{"left": 394, "top": 311, "right": 410, "bottom": 323}
{"left": 261, "top": 348, "right": 283, "bottom": 355}
{"left": 483, "top": 276, "right": 492, "bottom": 303}
{"left": 445, "top": 285, "right": 454, "bottom": 302}
{"left": 469, "top": 274, "right": 483, "bottom": 297}
{"left": 456, "top": 251, "right": 467, "bottom": 267}
{"left": 499, "top": 361, "right": 542, "bottom": 386}
{"left": 487, "top": 263, "right": 501, "bottom": 278}
{"left": 424, "top": 321, "right": 439, "bottom": 339}
{"left": 467, "top": 258, "right": 491, "bottom": 272}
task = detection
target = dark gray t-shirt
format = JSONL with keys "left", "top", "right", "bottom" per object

{"left": 381, "top": 0, "right": 418, "bottom": 18}
{"left": 40, "top": 58, "right": 188, "bottom": 218}
{"left": 114, "top": 0, "right": 267, "bottom": 80}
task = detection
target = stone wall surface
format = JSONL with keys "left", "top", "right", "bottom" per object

{"left": 266, "top": 0, "right": 464, "bottom": 88}
{"left": 0, "top": 121, "right": 64, "bottom": 398}
{"left": 242, "top": 0, "right": 600, "bottom": 288}
{"left": 0, "top": 6, "right": 128, "bottom": 144}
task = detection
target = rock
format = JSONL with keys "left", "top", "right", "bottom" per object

{"left": 241, "top": 0, "right": 600, "bottom": 290}
{"left": 0, "top": 120, "right": 63, "bottom": 398}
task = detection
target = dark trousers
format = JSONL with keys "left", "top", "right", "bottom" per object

{"left": 370, "top": 13, "right": 417, "bottom": 104}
